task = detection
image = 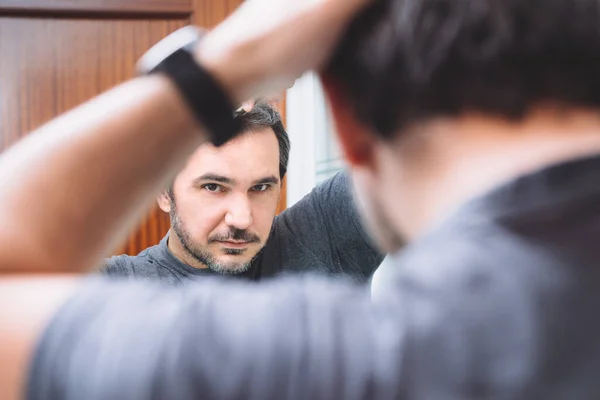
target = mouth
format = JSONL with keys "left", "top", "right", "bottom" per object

{"left": 217, "top": 241, "right": 251, "bottom": 249}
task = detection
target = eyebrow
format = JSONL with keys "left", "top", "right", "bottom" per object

{"left": 193, "top": 174, "right": 235, "bottom": 185}
{"left": 193, "top": 174, "right": 280, "bottom": 186}
{"left": 253, "top": 175, "right": 279, "bottom": 186}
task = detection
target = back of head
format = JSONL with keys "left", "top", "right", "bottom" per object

{"left": 326, "top": 0, "right": 600, "bottom": 138}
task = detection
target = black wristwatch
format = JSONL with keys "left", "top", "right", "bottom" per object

{"left": 137, "top": 26, "right": 241, "bottom": 146}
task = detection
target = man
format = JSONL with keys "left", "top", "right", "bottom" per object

{"left": 103, "top": 101, "right": 382, "bottom": 283}
{"left": 3, "top": 0, "right": 600, "bottom": 399}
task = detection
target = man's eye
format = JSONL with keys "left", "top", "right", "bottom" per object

{"left": 252, "top": 184, "right": 270, "bottom": 192}
{"left": 202, "top": 183, "right": 223, "bottom": 192}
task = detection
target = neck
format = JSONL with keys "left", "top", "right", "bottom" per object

{"left": 167, "top": 230, "right": 208, "bottom": 269}
{"left": 387, "top": 108, "right": 600, "bottom": 240}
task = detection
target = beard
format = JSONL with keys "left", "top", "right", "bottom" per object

{"left": 169, "top": 198, "right": 263, "bottom": 275}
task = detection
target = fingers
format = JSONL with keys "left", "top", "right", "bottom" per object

{"left": 239, "top": 93, "right": 283, "bottom": 112}
{"left": 240, "top": 100, "right": 255, "bottom": 112}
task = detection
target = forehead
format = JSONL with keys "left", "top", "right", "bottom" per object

{"left": 179, "top": 128, "right": 280, "bottom": 183}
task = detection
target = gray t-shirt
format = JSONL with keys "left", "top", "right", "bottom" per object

{"left": 102, "top": 172, "right": 383, "bottom": 283}
{"left": 27, "top": 154, "right": 600, "bottom": 399}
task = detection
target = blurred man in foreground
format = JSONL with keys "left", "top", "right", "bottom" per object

{"left": 3, "top": 0, "right": 600, "bottom": 398}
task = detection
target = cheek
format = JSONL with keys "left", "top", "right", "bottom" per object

{"left": 352, "top": 171, "right": 386, "bottom": 243}
{"left": 176, "top": 194, "right": 227, "bottom": 240}
{"left": 351, "top": 171, "right": 371, "bottom": 216}
{"left": 251, "top": 193, "right": 279, "bottom": 236}
{"left": 353, "top": 180, "right": 375, "bottom": 227}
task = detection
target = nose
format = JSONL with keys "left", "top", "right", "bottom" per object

{"left": 224, "top": 194, "right": 253, "bottom": 230}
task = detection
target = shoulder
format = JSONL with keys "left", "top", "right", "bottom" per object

{"left": 279, "top": 171, "right": 350, "bottom": 217}
{"left": 101, "top": 246, "right": 157, "bottom": 277}
{"left": 304, "top": 171, "right": 352, "bottom": 205}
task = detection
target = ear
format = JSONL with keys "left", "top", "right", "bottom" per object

{"left": 320, "top": 75, "right": 375, "bottom": 168}
{"left": 157, "top": 191, "right": 172, "bottom": 213}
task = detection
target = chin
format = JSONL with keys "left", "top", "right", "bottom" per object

{"left": 217, "top": 254, "right": 253, "bottom": 263}
{"left": 206, "top": 244, "right": 263, "bottom": 274}
{"left": 215, "top": 251, "right": 255, "bottom": 267}
{"left": 210, "top": 259, "right": 253, "bottom": 275}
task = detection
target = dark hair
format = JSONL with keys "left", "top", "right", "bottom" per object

{"left": 235, "top": 100, "right": 290, "bottom": 180}
{"left": 326, "top": 0, "right": 600, "bottom": 138}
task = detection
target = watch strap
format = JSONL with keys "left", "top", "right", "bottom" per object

{"left": 144, "top": 28, "right": 241, "bottom": 146}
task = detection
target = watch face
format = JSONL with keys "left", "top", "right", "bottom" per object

{"left": 137, "top": 26, "right": 203, "bottom": 74}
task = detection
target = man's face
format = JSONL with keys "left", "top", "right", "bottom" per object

{"left": 163, "top": 128, "right": 281, "bottom": 274}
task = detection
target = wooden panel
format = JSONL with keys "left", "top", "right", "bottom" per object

{"left": 192, "top": 0, "right": 242, "bottom": 28}
{"left": 0, "top": 0, "right": 192, "bottom": 16}
{"left": 119, "top": 199, "right": 173, "bottom": 256}
{"left": 0, "top": 17, "right": 187, "bottom": 256}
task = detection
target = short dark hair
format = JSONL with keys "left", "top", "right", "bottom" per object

{"left": 235, "top": 100, "right": 290, "bottom": 180}
{"left": 326, "top": 0, "right": 600, "bottom": 139}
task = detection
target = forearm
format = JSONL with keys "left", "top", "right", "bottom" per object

{"left": 0, "top": 76, "right": 202, "bottom": 273}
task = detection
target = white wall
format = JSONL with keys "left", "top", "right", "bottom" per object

{"left": 285, "top": 72, "right": 345, "bottom": 206}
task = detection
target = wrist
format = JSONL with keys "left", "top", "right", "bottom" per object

{"left": 138, "top": 26, "right": 243, "bottom": 146}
